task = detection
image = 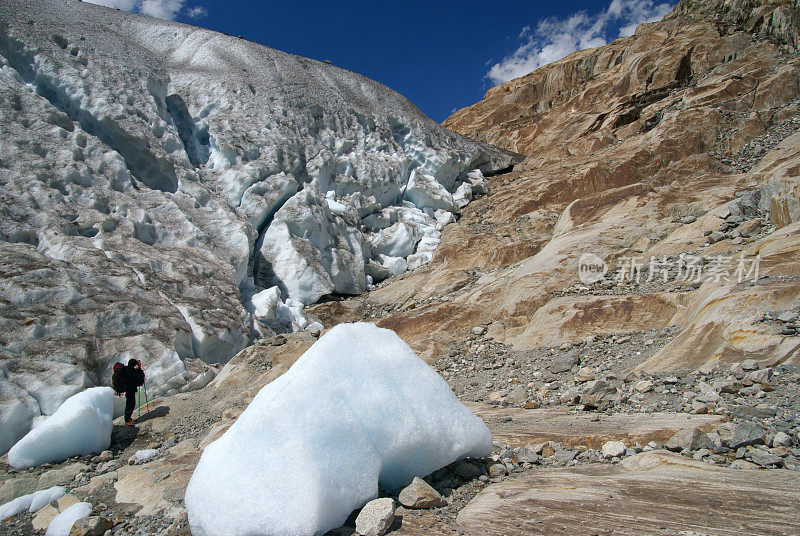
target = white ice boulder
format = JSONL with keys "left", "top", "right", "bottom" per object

{"left": 371, "top": 221, "right": 421, "bottom": 258}
{"left": 185, "top": 322, "right": 491, "bottom": 536}
{"left": 45, "top": 502, "right": 92, "bottom": 536}
{"left": 7, "top": 387, "right": 114, "bottom": 469}
{"left": 250, "top": 286, "right": 282, "bottom": 323}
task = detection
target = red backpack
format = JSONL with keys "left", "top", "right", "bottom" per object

{"left": 112, "top": 362, "right": 126, "bottom": 394}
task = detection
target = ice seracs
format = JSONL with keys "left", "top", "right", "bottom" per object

{"left": 7, "top": 387, "right": 114, "bottom": 469}
{"left": 185, "top": 323, "right": 491, "bottom": 536}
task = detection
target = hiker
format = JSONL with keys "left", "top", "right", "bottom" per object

{"left": 113, "top": 359, "right": 145, "bottom": 425}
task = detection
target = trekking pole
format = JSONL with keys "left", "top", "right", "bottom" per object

{"left": 137, "top": 388, "right": 141, "bottom": 419}
{"left": 144, "top": 379, "right": 149, "bottom": 413}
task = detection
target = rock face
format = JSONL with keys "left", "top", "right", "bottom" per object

{"left": 0, "top": 0, "right": 516, "bottom": 452}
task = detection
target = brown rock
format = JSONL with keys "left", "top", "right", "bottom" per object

{"left": 69, "top": 516, "right": 113, "bottom": 536}
{"left": 398, "top": 477, "right": 446, "bottom": 509}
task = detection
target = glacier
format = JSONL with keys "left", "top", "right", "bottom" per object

{"left": 184, "top": 323, "right": 492, "bottom": 536}
{"left": 0, "top": 0, "right": 518, "bottom": 454}
{"left": 7, "top": 386, "right": 114, "bottom": 469}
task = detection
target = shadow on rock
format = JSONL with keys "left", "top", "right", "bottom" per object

{"left": 111, "top": 424, "right": 140, "bottom": 452}
{"left": 135, "top": 405, "right": 170, "bottom": 423}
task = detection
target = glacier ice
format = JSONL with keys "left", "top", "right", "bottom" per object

{"left": 29, "top": 486, "right": 66, "bottom": 513}
{"left": 45, "top": 502, "right": 92, "bottom": 536}
{"left": 7, "top": 387, "right": 114, "bottom": 469}
{"left": 0, "top": 486, "right": 65, "bottom": 520}
{"left": 0, "top": 0, "right": 519, "bottom": 453}
{"left": 185, "top": 323, "right": 491, "bottom": 536}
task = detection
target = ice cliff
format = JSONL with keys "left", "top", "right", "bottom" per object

{"left": 0, "top": 0, "right": 518, "bottom": 454}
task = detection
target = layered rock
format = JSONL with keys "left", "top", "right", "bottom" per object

{"left": 0, "top": 0, "right": 516, "bottom": 453}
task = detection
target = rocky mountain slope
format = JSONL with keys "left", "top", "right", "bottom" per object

{"left": 0, "top": 0, "right": 517, "bottom": 452}
{"left": 3, "top": 0, "right": 800, "bottom": 535}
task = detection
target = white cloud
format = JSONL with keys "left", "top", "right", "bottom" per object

{"left": 187, "top": 6, "right": 209, "bottom": 19}
{"left": 83, "top": 0, "right": 204, "bottom": 21}
{"left": 84, "top": 0, "right": 138, "bottom": 9}
{"left": 486, "top": 0, "right": 674, "bottom": 85}
{"left": 140, "top": 0, "right": 184, "bottom": 20}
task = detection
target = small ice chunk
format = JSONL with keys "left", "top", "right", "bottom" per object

{"left": 378, "top": 255, "right": 408, "bottom": 277}
{"left": 407, "top": 251, "right": 433, "bottom": 270}
{"left": 45, "top": 502, "right": 92, "bottom": 536}
{"left": 133, "top": 449, "right": 159, "bottom": 464}
{"left": 452, "top": 182, "right": 473, "bottom": 209}
{"left": 185, "top": 323, "right": 491, "bottom": 536}
{"left": 371, "top": 222, "right": 421, "bottom": 258}
{"left": 8, "top": 387, "right": 114, "bottom": 469}
{"left": 29, "top": 486, "right": 66, "bottom": 513}
{"left": 0, "top": 493, "right": 33, "bottom": 519}
{"left": 434, "top": 210, "right": 456, "bottom": 230}
{"left": 403, "top": 170, "right": 456, "bottom": 212}
{"left": 467, "top": 169, "right": 488, "bottom": 195}
{"left": 251, "top": 286, "right": 282, "bottom": 323}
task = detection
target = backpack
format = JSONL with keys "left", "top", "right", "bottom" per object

{"left": 112, "top": 362, "right": 126, "bottom": 394}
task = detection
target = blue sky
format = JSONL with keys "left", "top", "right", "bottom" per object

{"left": 86, "top": 1, "right": 674, "bottom": 122}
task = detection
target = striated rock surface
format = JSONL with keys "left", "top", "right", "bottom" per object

{"left": 0, "top": 0, "right": 516, "bottom": 451}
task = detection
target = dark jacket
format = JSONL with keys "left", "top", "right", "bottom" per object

{"left": 121, "top": 364, "right": 145, "bottom": 393}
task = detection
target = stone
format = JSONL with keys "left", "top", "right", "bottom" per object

{"left": 488, "top": 463, "right": 507, "bottom": 477}
{"left": 453, "top": 461, "right": 483, "bottom": 480}
{"left": 731, "top": 405, "right": 777, "bottom": 420}
{"left": 738, "top": 385, "right": 762, "bottom": 396}
{"left": 471, "top": 326, "right": 486, "bottom": 336}
{"left": 575, "top": 367, "right": 595, "bottom": 381}
{"left": 728, "top": 422, "right": 766, "bottom": 449}
{"left": 635, "top": 380, "right": 654, "bottom": 393}
{"left": 707, "top": 231, "right": 726, "bottom": 244}
{"left": 773, "top": 431, "right": 792, "bottom": 447}
{"left": 549, "top": 356, "right": 579, "bottom": 374}
{"left": 666, "top": 428, "right": 701, "bottom": 452}
{"left": 69, "top": 516, "right": 113, "bottom": 536}
{"left": 729, "top": 459, "right": 759, "bottom": 470}
{"left": 398, "top": 477, "right": 446, "bottom": 509}
{"left": 32, "top": 504, "right": 60, "bottom": 530}
{"left": 776, "top": 311, "right": 797, "bottom": 323}
{"left": 601, "top": 441, "right": 627, "bottom": 459}
{"left": 747, "top": 449, "right": 784, "bottom": 468}
{"left": 355, "top": 498, "right": 395, "bottom": 536}
{"left": 39, "top": 462, "right": 90, "bottom": 489}
{"left": 58, "top": 494, "right": 80, "bottom": 511}
{"left": 747, "top": 368, "right": 772, "bottom": 383}
{"left": 91, "top": 451, "right": 113, "bottom": 464}
{"left": 553, "top": 449, "right": 578, "bottom": 463}
{"left": 741, "top": 359, "right": 759, "bottom": 371}
{"left": 0, "top": 475, "right": 37, "bottom": 503}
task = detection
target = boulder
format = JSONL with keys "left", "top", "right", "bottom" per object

{"left": 354, "top": 498, "right": 395, "bottom": 536}
{"left": 601, "top": 441, "right": 627, "bottom": 459}
{"left": 727, "top": 422, "right": 766, "bottom": 449}
{"left": 398, "top": 477, "right": 446, "bottom": 509}
{"left": 68, "top": 516, "right": 113, "bottom": 536}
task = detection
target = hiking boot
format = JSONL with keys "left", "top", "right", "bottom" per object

{"left": 125, "top": 419, "right": 135, "bottom": 426}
